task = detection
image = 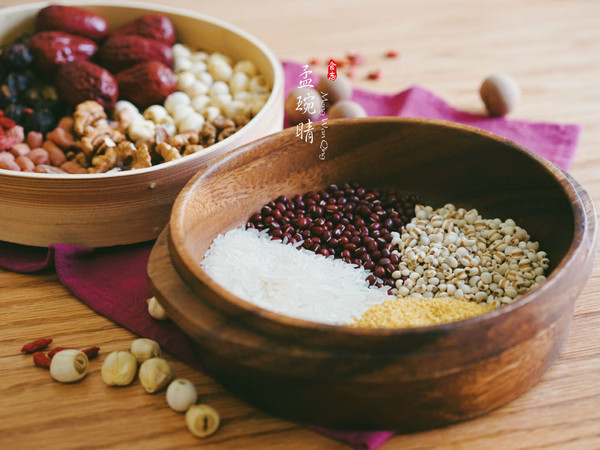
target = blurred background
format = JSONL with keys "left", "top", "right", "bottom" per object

{"left": 1, "top": 0, "right": 597, "bottom": 123}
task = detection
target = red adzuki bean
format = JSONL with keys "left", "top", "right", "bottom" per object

{"left": 247, "top": 183, "right": 418, "bottom": 290}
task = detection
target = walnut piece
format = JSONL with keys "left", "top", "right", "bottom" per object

{"left": 89, "top": 139, "right": 153, "bottom": 173}
{"left": 168, "top": 130, "right": 199, "bottom": 147}
{"left": 133, "top": 142, "right": 152, "bottom": 169}
{"left": 199, "top": 122, "right": 217, "bottom": 146}
{"left": 155, "top": 142, "right": 182, "bottom": 162}
{"left": 182, "top": 144, "right": 204, "bottom": 156}
{"left": 39, "top": 101, "right": 250, "bottom": 175}
{"left": 89, "top": 138, "right": 118, "bottom": 173}
{"left": 79, "top": 120, "right": 125, "bottom": 157}
{"left": 217, "top": 126, "right": 237, "bottom": 142}
{"left": 74, "top": 101, "right": 107, "bottom": 136}
{"left": 212, "top": 116, "right": 236, "bottom": 130}
{"left": 74, "top": 152, "right": 89, "bottom": 168}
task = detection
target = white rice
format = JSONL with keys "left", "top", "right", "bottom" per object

{"left": 201, "top": 227, "right": 389, "bottom": 325}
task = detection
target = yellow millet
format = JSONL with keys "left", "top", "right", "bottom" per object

{"left": 351, "top": 297, "right": 496, "bottom": 329}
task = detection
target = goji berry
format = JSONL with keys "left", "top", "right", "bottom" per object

{"left": 347, "top": 53, "right": 367, "bottom": 66}
{"left": 21, "top": 338, "right": 53, "bottom": 353}
{"left": 309, "top": 58, "right": 319, "bottom": 66}
{"left": 82, "top": 346, "right": 100, "bottom": 359}
{"left": 48, "top": 346, "right": 75, "bottom": 358}
{"left": 367, "top": 69, "right": 381, "bottom": 80}
{"left": 32, "top": 352, "right": 51, "bottom": 369}
{"left": 385, "top": 50, "right": 399, "bottom": 58}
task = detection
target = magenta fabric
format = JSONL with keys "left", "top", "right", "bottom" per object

{"left": 0, "top": 60, "right": 582, "bottom": 450}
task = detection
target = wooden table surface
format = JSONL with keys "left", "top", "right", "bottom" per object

{"left": 2, "top": 0, "right": 599, "bottom": 448}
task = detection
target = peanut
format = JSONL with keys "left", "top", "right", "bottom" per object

{"left": 47, "top": 127, "right": 75, "bottom": 150}
{"left": 27, "top": 148, "right": 50, "bottom": 165}
{"left": 43, "top": 141, "right": 67, "bottom": 166}
{"left": 6, "top": 125, "right": 24, "bottom": 143}
{"left": 0, "top": 151, "right": 15, "bottom": 162}
{"left": 60, "top": 161, "right": 87, "bottom": 174}
{"left": 10, "top": 143, "right": 31, "bottom": 157}
{"left": 58, "top": 116, "right": 75, "bottom": 132}
{"left": 15, "top": 155, "right": 35, "bottom": 171}
{"left": 27, "top": 131, "right": 44, "bottom": 148}
{"left": 0, "top": 158, "right": 21, "bottom": 171}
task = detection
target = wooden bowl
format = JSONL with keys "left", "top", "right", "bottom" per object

{"left": 0, "top": 1, "right": 283, "bottom": 247}
{"left": 148, "top": 118, "right": 598, "bottom": 430}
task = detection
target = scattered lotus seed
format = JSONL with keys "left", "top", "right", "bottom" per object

{"left": 130, "top": 338, "right": 161, "bottom": 363}
{"left": 166, "top": 378, "right": 198, "bottom": 412}
{"left": 139, "top": 357, "right": 173, "bottom": 394}
{"left": 479, "top": 73, "right": 521, "bottom": 117}
{"left": 101, "top": 351, "right": 138, "bottom": 386}
{"left": 285, "top": 87, "right": 323, "bottom": 124}
{"left": 50, "top": 349, "right": 89, "bottom": 383}
{"left": 185, "top": 404, "right": 220, "bottom": 438}
{"left": 147, "top": 296, "right": 168, "bottom": 320}
{"left": 328, "top": 100, "right": 367, "bottom": 119}
{"left": 316, "top": 73, "right": 353, "bottom": 105}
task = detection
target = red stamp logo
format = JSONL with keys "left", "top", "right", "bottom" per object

{"left": 327, "top": 59, "right": 337, "bottom": 81}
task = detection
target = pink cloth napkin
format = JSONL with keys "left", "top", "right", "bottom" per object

{"left": 0, "top": 60, "right": 581, "bottom": 450}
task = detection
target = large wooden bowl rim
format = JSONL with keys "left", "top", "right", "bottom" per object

{"left": 170, "top": 117, "right": 596, "bottom": 336}
{"left": 0, "top": 0, "right": 284, "bottom": 180}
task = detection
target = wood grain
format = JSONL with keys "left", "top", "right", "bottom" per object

{"left": 1, "top": 0, "right": 600, "bottom": 448}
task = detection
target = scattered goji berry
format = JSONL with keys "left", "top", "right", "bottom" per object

{"left": 48, "top": 346, "right": 75, "bottom": 358}
{"left": 385, "top": 50, "right": 399, "bottom": 58}
{"left": 347, "top": 53, "right": 367, "bottom": 66}
{"left": 309, "top": 58, "right": 319, "bottom": 66}
{"left": 32, "top": 352, "right": 51, "bottom": 369}
{"left": 24, "top": 107, "right": 34, "bottom": 114}
{"left": 21, "top": 338, "right": 53, "bottom": 353}
{"left": 367, "top": 69, "right": 382, "bottom": 80}
{"left": 336, "top": 59, "right": 348, "bottom": 68}
{"left": 82, "top": 346, "right": 100, "bottom": 359}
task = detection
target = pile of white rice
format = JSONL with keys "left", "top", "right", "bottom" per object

{"left": 201, "top": 227, "right": 389, "bottom": 325}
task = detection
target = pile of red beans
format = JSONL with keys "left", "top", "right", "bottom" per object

{"left": 247, "top": 182, "right": 418, "bottom": 289}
